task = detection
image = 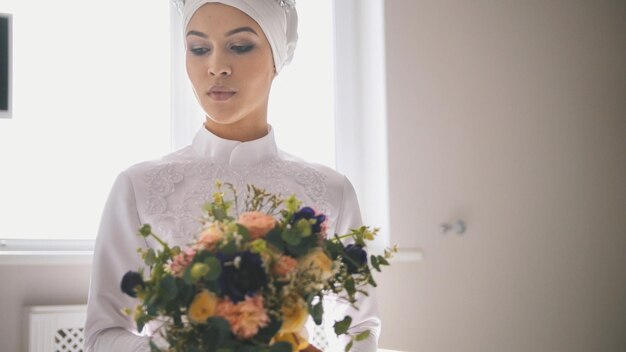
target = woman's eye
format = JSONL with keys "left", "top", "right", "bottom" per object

{"left": 190, "top": 47, "right": 210, "bottom": 56}
{"left": 230, "top": 44, "right": 254, "bottom": 54}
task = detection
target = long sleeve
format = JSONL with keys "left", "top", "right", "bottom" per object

{"left": 328, "top": 176, "right": 382, "bottom": 352}
{"left": 84, "top": 172, "right": 153, "bottom": 352}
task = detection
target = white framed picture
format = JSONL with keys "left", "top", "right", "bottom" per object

{"left": 0, "top": 13, "right": 11, "bottom": 119}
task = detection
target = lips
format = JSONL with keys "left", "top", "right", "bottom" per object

{"left": 208, "top": 86, "right": 237, "bottom": 102}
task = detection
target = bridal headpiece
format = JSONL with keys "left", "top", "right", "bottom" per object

{"left": 173, "top": 0, "right": 298, "bottom": 73}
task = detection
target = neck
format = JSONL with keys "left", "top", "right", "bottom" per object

{"left": 203, "top": 117, "right": 269, "bottom": 142}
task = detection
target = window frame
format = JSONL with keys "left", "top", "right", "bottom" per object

{"left": 333, "top": 0, "right": 393, "bottom": 256}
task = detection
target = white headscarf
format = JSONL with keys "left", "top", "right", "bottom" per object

{"left": 180, "top": 0, "right": 298, "bottom": 73}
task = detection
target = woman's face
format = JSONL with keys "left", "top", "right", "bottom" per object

{"left": 185, "top": 3, "right": 275, "bottom": 130}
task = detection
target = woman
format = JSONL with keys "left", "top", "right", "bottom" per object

{"left": 84, "top": 1, "right": 381, "bottom": 351}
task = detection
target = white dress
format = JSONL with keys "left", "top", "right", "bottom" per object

{"left": 84, "top": 125, "right": 381, "bottom": 351}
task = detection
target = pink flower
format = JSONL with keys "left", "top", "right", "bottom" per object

{"left": 272, "top": 255, "right": 298, "bottom": 276}
{"left": 237, "top": 212, "right": 277, "bottom": 240}
{"left": 216, "top": 297, "right": 236, "bottom": 316}
{"left": 216, "top": 296, "right": 270, "bottom": 339}
{"left": 195, "top": 223, "right": 224, "bottom": 251}
{"left": 170, "top": 248, "right": 196, "bottom": 277}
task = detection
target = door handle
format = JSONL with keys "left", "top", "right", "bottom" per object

{"left": 439, "top": 220, "right": 466, "bottom": 235}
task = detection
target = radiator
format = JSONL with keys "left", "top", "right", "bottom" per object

{"left": 21, "top": 304, "right": 329, "bottom": 351}
{"left": 23, "top": 305, "right": 86, "bottom": 352}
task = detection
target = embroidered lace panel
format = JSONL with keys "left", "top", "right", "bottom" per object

{"left": 144, "top": 158, "right": 332, "bottom": 246}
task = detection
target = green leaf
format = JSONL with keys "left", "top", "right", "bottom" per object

{"left": 265, "top": 227, "right": 284, "bottom": 251}
{"left": 146, "top": 295, "right": 158, "bottom": 316}
{"left": 178, "top": 282, "right": 194, "bottom": 306}
{"left": 183, "top": 265, "right": 193, "bottom": 285}
{"left": 190, "top": 263, "right": 210, "bottom": 282}
{"left": 159, "top": 275, "right": 178, "bottom": 300}
{"left": 324, "top": 241, "right": 343, "bottom": 260}
{"left": 144, "top": 248, "right": 157, "bottom": 266}
{"left": 377, "top": 255, "right": 390, "bottom": 266}
{"left": 281, "top": 228, "right": 302, "bottom": 246}
{"left": 370, "top": 255, "right": 381, "bottom": 272}
{"left": 212, "top": 204, "right": 228, "bottom": 221}
{"left": 207, "top": 316, "right": 231, "bottom": 342}
{"left": 136, "top": 316, "right": 146, "bottom": 333}
{"left": 204, "top": 256, "right": 222, "bottom": 281}
{"left": 284, "top": 195, "right": 301, "bottom": 213}
{"left": 355, "top": 330, "right": 371, "bottom": 341}
{"left": 236, "top": 223, "right": 251, "bottom": 241}
{"left": 345, "top": 276, "right": 356, "bottom": 294}
{"left": 344, "top": 339, "right": 354, "bottom": 352}
{"left": 221, "top": 239, "right": 238, "bottom": 255}
{"left": 255, "top": 317, "right": 282, "bottom": 344}
{"left": 334, "top": 315, "right": 352, "bottom": 335}
{"left": 312, "top": 301, "right": 324, "bottom": 325}
{"left": 309, "top": 298, "right": 324, "bottom": 325}
{"left": 295, "top": 218, "right": 312, "bottom": 237}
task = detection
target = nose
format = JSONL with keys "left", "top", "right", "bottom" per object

{"left": 208, "top": 54, "right": 232, "bottom": 76}
{"left": 209, "top": 65, "right": 231, "bottom": 76}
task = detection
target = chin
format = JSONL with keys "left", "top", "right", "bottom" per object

{"left": 204, "top": 111, "right": 243, "bottom": 126}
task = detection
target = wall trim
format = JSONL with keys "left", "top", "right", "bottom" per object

{"left": 0, "top": 239, "right": 93, "bottom": 265}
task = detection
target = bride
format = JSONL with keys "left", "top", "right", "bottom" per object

{"left": 84, "top": 1, "right": 381, "bottom": 351}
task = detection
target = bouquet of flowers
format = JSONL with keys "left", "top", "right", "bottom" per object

{"left": 120, "top": 181, "right": 396, "bottom": 352}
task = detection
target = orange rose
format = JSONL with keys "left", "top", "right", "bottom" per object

{"left": 196, "top": 223, "right": 224, "bottom": 250}
{"left": 238, "top": 211, "right": 277, "bottom": 240}
{"left": 273, "top": 255, "right": 298, "bottom": 276}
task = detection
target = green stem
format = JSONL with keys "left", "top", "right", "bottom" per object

{"left": 332, "top": 233, "right": 354, "bottom": 242}
{"left": 149, "top": 232, "right": 169, "bottom": 250}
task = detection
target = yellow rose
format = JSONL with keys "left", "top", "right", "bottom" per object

{"left": 298, "top": 248, "right": 334, "bottom": 280}
{"left": 188, "top": 289, "right": 218, "bottom": 324}
{"left": 272, "top": 332, "right": 309, "bottom": 351}
{"left": 280, "top": 296, "right": 308, "bottom": 334}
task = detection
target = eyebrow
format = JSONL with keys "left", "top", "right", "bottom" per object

{"left": 226, "top": 26, "right": 258, "bottom": 36}
{"left": 186, "top": 27, "right": 258, "bottom": 39}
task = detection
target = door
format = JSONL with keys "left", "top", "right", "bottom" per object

{"left": 377, "top": 1, "right": 626, "bottom": 351}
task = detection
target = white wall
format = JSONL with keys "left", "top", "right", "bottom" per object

{"left": 0, "top": 263, "right": 91, "bottom": 352}
{"left": 376, "top": 1, "right": 626, "bottom": 351}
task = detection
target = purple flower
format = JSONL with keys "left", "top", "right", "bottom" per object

{"left": 292, "top": 207, "right": 326, "bottom": 234}
{"left": 217, "top": 251, "right": 268, "bottom": 303}
{"left": 121, "top": 271, "right": 145, "bottom": 298}
{"left": 343, "top": 244, "right": 368, "bottom": 274}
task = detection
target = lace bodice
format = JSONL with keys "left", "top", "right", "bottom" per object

{"left": 140, "top": 156, "right": 332, "bottom": 247}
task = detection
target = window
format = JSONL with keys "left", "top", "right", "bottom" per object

{"left": 0, "top": 0, "right": 335, "bottom": 244}
{"left": 0, "top": 0, "right": 171, "bottom": 241}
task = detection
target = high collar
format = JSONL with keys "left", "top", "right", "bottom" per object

{"left": 191, "top": 124, "right": 279, "bottom": 166}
